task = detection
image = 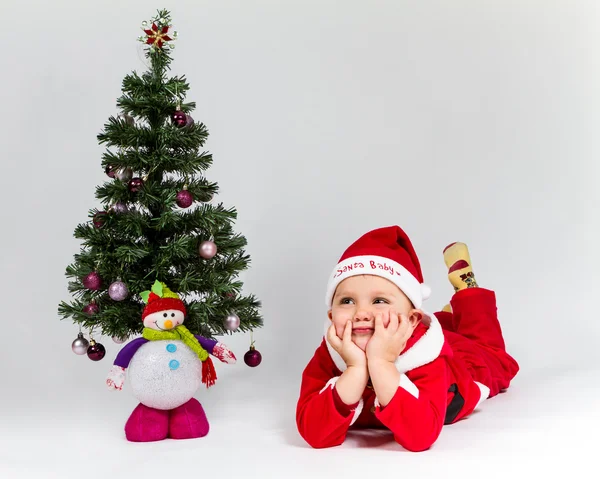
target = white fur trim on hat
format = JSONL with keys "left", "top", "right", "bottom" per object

{"left": 325, "top": 255, "right": 431, "bottom": 309}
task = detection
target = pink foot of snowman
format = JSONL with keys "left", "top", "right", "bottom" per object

{"left": 105, "top": 281, "right": 236, "bottom": 442}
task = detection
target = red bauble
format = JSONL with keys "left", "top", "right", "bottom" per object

{"left": 83, "top": 302, "right": 99, "bottom": 316}
{"left": 83, "top": 272, "right": 102, "bottom": 291}
{"left": 87, "top": 340, "right": 106, "bottom": 361}
{"left": 171, "top": 110, "right": 187, "bottom": 128}
{"left": 244, "top": 346, "right": 262, "bottom": 367}
{"left": 128, "top": 177, "right": 144, "bottom": 192}
{"left": 176, "top": 189, "right": 193, "bottom": 208}
{"left": 105, "top": 165, "right": 116, "bottom": 178}
{"left": 93, "top": 211, "right": 108, "bottom": 228}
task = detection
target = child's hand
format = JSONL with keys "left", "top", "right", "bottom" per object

{"left": 366, "top": 309, "right": 412, "bottom": 364}
{"left": 327, "top": 321, "right": 367, "bottom": 369}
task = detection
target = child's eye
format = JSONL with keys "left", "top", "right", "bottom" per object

{"left": 340, "top": 298, "right": 354, "bottom": 305}
{"left": 373, "top": 298, "right": 389, "bottom": 304}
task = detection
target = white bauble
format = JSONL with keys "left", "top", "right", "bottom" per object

{"left": 128, "top": 340, "right": 202, "bottom": 410}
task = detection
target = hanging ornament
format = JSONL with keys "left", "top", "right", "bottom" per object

{"left": 176, "top": 188, "right": 193, "bottom": 208}
{"left": 118, "top": 113, "right": 135, "bottom": 126}
{"left": 115, "top": 167, "right": 133, "bottom": 183}
{"left": 72, "top": 332, "right": 89, "bottom": 355}
{"left": 105, "top": 164, "right": 117, "bottom": 178}
{"left": 171, "top": 110, "right": 187, "bottom": 128}
{"left": 93, "top": 211, "right": 108, "bottom": 228}
{"left": 87, "top": 339, "right": 106, "bottom": 361}
{"left": 108, "top": 281, "right": 129, "bottom": 301}
{"left": 128, "top": 177, "right": 144, "bottom": 192}
{"left": 223, "top": 313, "right": 240, "bottom": 331}
{"left": 184, "top": 114, "right": 195, "bottom": 129}
{"left": 199, "top": 240, "right": 217, "bottom": 259}
{"left": 244, "top": 333, "right": 262, "bottom": 367}
{"left": 83, "top": 302, "right": 99, "bottom": 316}
{"left": 112, "top": 336, "right": 127, "bottom": 344}
{"left": 83, "top": 272, "right": 102, "bottom": 291}
{"left": 111, "top": 202, "right": 129, "bottom": 214}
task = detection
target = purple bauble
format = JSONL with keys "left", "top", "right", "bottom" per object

{"left": 87, "top": 340, "right": 106, "bottom": 361}
{"left": 83, "top": 303, "right": 99, "bottom": 316}
{"left": 108, "top": 281, "right": 128, "bottom": 301}
{"left": 171, "top": 110, "right": 187, "bottom": 128}
{"left": 129, "top": 177, "right": 144, "bottom": 192}
{"left": 244, "top": 346, "right": 262, "bottom": 367}
{"left": 83, "top": 272, "right": 102, "bottom": 291}
{"left": 199, "top": 240, "right": 217, "bottom": 259}
{"left": 176, "top": 190, "right": 193, "bottom": 208}
{"left": 112, "top": 202, "right": 129, "bottom": 214}
{"left": 105, "top": 165, "right": 116, "bottom": 178}
{"left": 93, "top": 211, "right": 108, "bottom": 228}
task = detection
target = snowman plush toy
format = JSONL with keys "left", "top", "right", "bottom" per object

{"left": 106, "top": 281, "right": 236, "bottom": 442}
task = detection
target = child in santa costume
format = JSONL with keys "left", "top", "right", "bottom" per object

{"left": 296, "top": 225, "right": 519, "bottom": 451}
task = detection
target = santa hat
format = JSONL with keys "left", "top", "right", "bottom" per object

{"left": 325, "top": 225, "right": 432, "bottom": 311}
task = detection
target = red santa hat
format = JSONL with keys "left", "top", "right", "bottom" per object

{"left": 325, "top": 225, "right": 432, "bottom": 310}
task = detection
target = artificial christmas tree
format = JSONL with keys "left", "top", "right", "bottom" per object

{"left": 58, "top": 9, "right": 263, "bottom": 364}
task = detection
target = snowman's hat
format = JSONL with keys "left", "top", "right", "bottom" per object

{"left": 140, "top": 281, "right": 186, "bottom": 320}
{"left": 142, "top": 295, "right": 186, "bottom": 320}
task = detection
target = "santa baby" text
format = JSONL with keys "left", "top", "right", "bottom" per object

{"left": 334, "top": 260, "right": 402, "bottom": 278}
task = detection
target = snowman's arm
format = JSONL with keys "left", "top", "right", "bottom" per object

{"left": 195, "top": 335, "right": 236, "bottom": 364}
{"left": 114, "top": 337, "right": 148, "bottom": 368}
{"left": 106, "top": 338, "right": 148, "bottom": 390}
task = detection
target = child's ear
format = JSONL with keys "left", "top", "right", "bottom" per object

{"left": 407, "top": 309, "right": 423, "bottom": 327}
{"left": 327, "top": 310, "right": 333, "bottom": 321}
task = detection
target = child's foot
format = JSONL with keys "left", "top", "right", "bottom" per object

{"left": 124, "top": 403, "right": 169, "bottom": 442}
{"left": 169, "top": 398, "right": 210, "bottom": 439}
{"left": 443, "top": 242, "right": 478, "bottom": 292}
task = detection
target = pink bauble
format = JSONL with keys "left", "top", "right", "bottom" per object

{"left": 83, "top": 272, "right": 102, "bottom": 291}
{"left": 83, "top": 303, "right": 99, "bottom": 315}
{"left": 176, "top": 190, "right": 193, "bottom": 208}
{"left": 93, "top": 211, "right": 108, "bottom": 228}
{"left": 87, "top": 340, "right": 106, "bottom": 361}
{"left": 128, "top": 177, "right": 144, "bottom": 192}
{"left": 108, "top": 281, "right": 129, "bottom": 301}
{"left": 171, "top": 110, "right": 187, "bottom": 128}
{"left": 244, "top": 347, "right": 262, "bottom": 367}
{"left": 199, "top": 240, "right": 217, "bottom": 259}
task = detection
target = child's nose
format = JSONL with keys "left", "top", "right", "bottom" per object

{"left": 354, "top": 309, "right": 372, "bottom": 321}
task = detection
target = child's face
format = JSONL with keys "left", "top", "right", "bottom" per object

{"left": 328, "top": 275, "right": 418, "bottom": 352}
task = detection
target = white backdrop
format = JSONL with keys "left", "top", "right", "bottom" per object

{"left": 1, "top": 1, "right": 599, "bottom": 478}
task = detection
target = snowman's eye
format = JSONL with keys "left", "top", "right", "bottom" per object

{"left": 163, "top": 313, "right": 168, "bottom": 318}
{"left": 171, "top": 313, "right": 175, "bottom": 317}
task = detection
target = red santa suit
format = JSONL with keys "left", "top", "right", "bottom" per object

{"left": 295, "top": 226, "right": 519, "bottom": 452}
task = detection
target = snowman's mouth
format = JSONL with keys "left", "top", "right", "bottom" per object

{"left": 153, "top": 321, "right": 170, "bottom": 331}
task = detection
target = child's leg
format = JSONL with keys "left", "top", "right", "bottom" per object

{"left": 443, "top": 243, "right": 519, "bottom": 396}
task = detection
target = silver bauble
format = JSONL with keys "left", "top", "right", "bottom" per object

{"left": 115, "top": 167, "right": 133, "bottom": 182}
{"left": 199, "top": 240, "right": 217, "bottom": 259}
{"left": 224, "top": 313, "right": 240, "bottom": 331}
{"left": 72, "top": 332, "right": 89, "bottom": 355}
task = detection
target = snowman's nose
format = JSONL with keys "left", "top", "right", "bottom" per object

{"left": 164, "top": 320, "right": 173, "bottom": 329}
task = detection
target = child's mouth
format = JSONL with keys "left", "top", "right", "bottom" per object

{"left": 352, "top": 328, "right": 374, "bottom": 335}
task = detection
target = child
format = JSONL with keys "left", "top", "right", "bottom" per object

{"left": 296, "top": 225, "right": 519, "bottom": 451}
